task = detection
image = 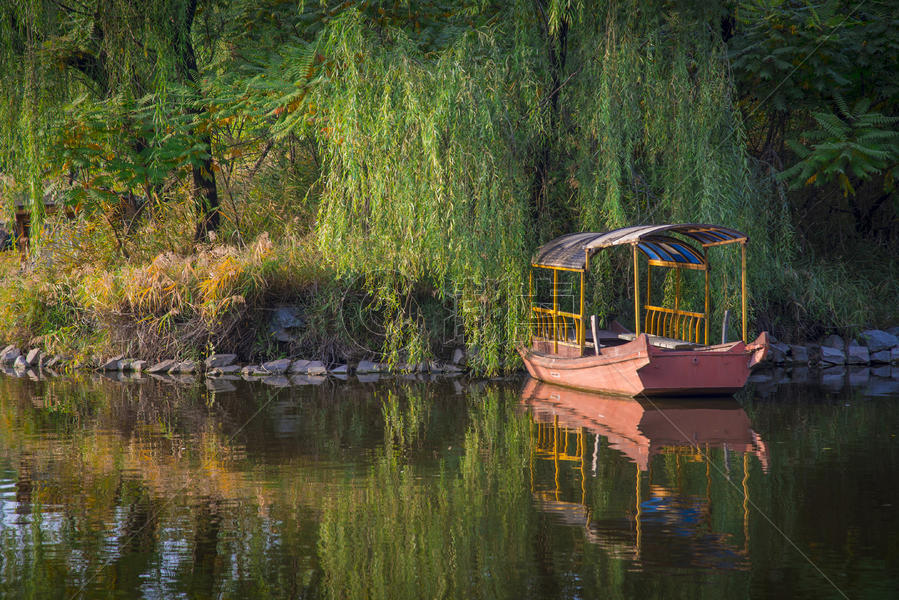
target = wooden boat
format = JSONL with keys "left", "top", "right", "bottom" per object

{"left": 518, "top": 224, "right": 769, "bottom": 396}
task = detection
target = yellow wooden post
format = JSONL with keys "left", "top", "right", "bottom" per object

{"left": 646, "top": 264, "right": 652, "bottom": 306}
{"left": 675, "top": 267, "right": 681, "bottom": 338}
{"left": 528, "top": 269, "right": 534, "bottom": 344}
{"left": 704, "top": 250, "right": 710, "bottom": 346}
{"left": 552, "top": 268, "right": 559, "bottom": 353}
{"left": 633, "top": 245, "right": 641, "bottom": 335}
{"left": 741, "top": 241, "right": 748, "bottom": 343}
{"left": 579, "top": 270, "right": 585, "bottom": 354}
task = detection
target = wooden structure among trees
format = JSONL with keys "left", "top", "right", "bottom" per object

{"left": 2, "top": 190, "right": 69, "bottom": 255}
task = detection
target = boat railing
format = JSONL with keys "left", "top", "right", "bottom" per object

{"left": 531, "top": 306, "right": 584, "bottom": 351}
{"left": 643, "top": 304, "right": 706, "bottom": 345}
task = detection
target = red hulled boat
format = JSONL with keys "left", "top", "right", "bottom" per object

{"left": 518, "top": 224, "right": 769, "bottom": 396}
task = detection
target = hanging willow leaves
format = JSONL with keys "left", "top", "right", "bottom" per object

{"left": 262, "top": 3, "right": 796, "bottom": 370}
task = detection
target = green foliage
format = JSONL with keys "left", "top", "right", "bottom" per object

{"left": 300, "top": 9, "right": 538, "bottom": 370}
{"left": 1, "top": 0, "right": 897, "bottom": 364}
{"left": 779, "top": 99, "right": 899, "bottom": 196}
{"left": 729, "top": 0, "right": 899, "bottom": 246}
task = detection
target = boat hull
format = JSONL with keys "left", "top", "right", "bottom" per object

{"left": 518, "top": 334, "right": 756, "bottom": 397}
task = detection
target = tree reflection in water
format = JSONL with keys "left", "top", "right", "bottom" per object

{"left": 0, "top": 373, "right": 896, "bottom": 599}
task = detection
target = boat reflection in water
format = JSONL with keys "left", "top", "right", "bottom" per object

{"left": 521, "top": 379, "right": 769, "bottom": 570}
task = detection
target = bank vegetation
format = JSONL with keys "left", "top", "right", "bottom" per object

{"left": 1, "top": 1, "right": 897, "bottom": 372}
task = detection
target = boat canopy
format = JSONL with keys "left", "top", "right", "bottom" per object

{"left": 532, "top": 224, "right": 747, "bottom": 270}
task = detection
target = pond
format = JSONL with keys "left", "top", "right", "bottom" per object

{"left": 0, "top": 368, "right": 897, "bottom": 599}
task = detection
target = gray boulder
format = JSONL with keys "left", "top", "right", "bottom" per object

{"left": 788, "top": 345, "right": 809, "bottom": 364}
{"left": 821, "top": 334, "right": 846, "bottom": 350}
{"left": 288, "top": 359, "right": 309, "bottom": 374}
{"left": 820, "top": 346, "right": 845, "bottom": 365}
{"left": 892, "top": 348, "right": 899, "bottom": 364}
{"left": 272, "top": 306, "right": 304, "bottom": 329}
{"left": 306, "top": 361, "right": 327, "bottom": 375}
{"left": 355, "top": 360, "right": 380, "bottom": 374}
{"left": 846, "top": 344, "right": 870, "bottom": 365}
{"left": 146, "top": 359, "right": 177, "bottom": 374}
{"left": 261, "top": 358, "right": 292, "bottom": 375}
{"left": 100, "top": 355, "right": 124, "bottom": 371}
{"left": 204, "top": 353, "right": 237, "bottom": 369}
{"left": 859, "top": 329, "right": 899, "bottom": 353}
{"left": 1, "top": 346, "right": 21, "bottom": 364}
{"left": 208, "top": 364, "right": 241, "bottom": 376}
{"left": 13, "top": 355, "right": 28, "bottom": 371}
{"left": 25, "top": 348, "right": 43, "bottom": 366}
{"left": 452, "top": 348, "right": 466, "bottom": 365}
{"left": 269, "top": 307, "right": 305, "bottom": 343}
{"left": 170, "top": 361, "right": 198, "bottom": 374}
{"left": 769, "top": 342, "right": 789, "bottom": 364}
{"left": 330, "top": 364, "right": 349, "bottom": 375}
{"left": 870, "top": 350, "right": 891, "bottom": 364}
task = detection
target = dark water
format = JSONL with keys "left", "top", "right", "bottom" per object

{"left": 0, "top": 368, "right": 897, "bottom": 599}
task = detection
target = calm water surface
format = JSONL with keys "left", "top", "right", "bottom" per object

{"left": 0, "top": 368, "right": 897, "bottom": 599}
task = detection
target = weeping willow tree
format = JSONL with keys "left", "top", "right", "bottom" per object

{"left": 278, "top": 1, "right": 795, "bottom": 370}
{"left": 308, "top": 8, "right": 541, "bottom": 371}
{"left": 1, "top": 1, "right": 802, "bottom": 368}
{"left": 0, "top": 0, "right": 221, "bottom": 244}
{"left": 563, "top": 3, "right": 796, "bottom": 331}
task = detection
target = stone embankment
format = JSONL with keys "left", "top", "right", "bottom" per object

{"left": 0, "top": 344, "right": 468, "bottom": 386}
{"left": 3, "top": 327, "right": 899, "bottom": 388}
{"left": 761, "top": 327, "right": 899, "bottom": 368}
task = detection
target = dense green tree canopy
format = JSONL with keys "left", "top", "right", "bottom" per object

{"left": 0, "top": 0, "right": 897, "bottom": 366}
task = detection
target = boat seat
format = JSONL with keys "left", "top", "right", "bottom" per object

{"left": 617, "top": 332, "right": 702, "bottom": 350}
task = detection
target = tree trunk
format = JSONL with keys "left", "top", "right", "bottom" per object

{"left": 192, "top": 133, "right": 221, "bottom": 240}
{"left": 180, "top": 0, "right": 220, "bottom": 241}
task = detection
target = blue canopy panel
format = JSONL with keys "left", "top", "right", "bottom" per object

{"left": 637, "top": 236, "right": 706, "bottom": 266}
{"left": 531, "top": 224, "right": 746, "bottom": 270}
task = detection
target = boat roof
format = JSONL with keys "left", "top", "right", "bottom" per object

{"left": 532, "top": 224, "right": 747, "bottom": 270}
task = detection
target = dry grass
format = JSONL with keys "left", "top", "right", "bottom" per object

{"left": 0, "top": 212, "right": 353, "bottom": 363}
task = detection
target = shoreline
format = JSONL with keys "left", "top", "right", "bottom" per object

{"left": 2, "top": 328, "right": 898, "bottom": 388}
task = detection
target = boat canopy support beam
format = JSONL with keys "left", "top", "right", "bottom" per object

{"left": 741, "top": 241, "right": 748, "bottom": 343}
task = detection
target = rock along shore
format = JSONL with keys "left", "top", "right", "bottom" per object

{"left": 3, "top": 327, "right": 899, "bottom": 388}
{"left": 0, "top": 345, "right": 470, "bottom": 386}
